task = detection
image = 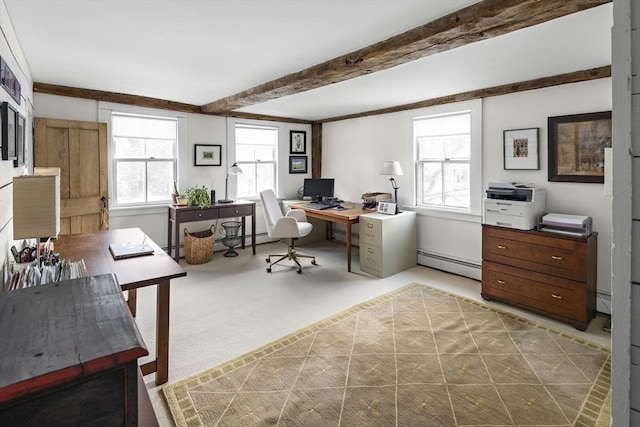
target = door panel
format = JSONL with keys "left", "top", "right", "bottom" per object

{"left": 35, "top": 118, "right": 108, "bottom": 234}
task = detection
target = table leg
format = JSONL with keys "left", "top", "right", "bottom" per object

{"left": 241, "top": 216, "right": 246, "bottom": 249}
{"left": 167, "top": 218, "right": 173, "bottom": 257}
{"left": 127, "top": 288, "right": 137, "bottom": 317}
{"left": 155, "top": 280, "right": 170, "bottom": 385}
{"left": 346, "top": 222, "right": 352, "bottom": 272}
{"left": 174, "top": 219, "right": 180, "bottom": 263}
{"left": 251, "top": 209, "right": 256, "bottom": 254}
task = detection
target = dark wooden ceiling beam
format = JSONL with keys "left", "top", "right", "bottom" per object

{"left": 201, "top": 0, "right": 611, "bottom": 114}
{"left": 319, "top": 66, "right": 611, "bottom": 123}
{"left": 33, "top": 82, "right": 201, "bottom": 114}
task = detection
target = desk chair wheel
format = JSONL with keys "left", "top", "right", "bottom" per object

{"left": 267, "top": 267, "right": 272, "bottom": 273}
{"left": 297, "top": 269, "right": 302, "bottom": 274}
{"left": 311, "top": 260, "right": 317, "bottom": 265}
{"left": 266, "top": 257, "right": 271, "bottom": 262}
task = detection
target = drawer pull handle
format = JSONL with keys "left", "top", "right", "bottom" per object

{"left": 198, "top": 213, "right": 202, "bottom": 217}
{"left": 367, "top": 223, "right": 374, "bottom": 229}
{"left": 497, "top": 245, "right": 507, "bottom": 249}
{"left": 551, "top": 255, "right": 563, "bottom": 260}
{"left": 497, "top": 279, "right": 506, "bottom": 284}
{"left": 551, "top": 294, "right": 563, "bottom": 299}
{"left": 367, "top": 248, "right": 374, "bottom": 253}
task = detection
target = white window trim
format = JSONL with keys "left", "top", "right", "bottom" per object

{"left": 410, "top": 99, "right": 483, "bottom": 219}
{"left": 98, "top": 102, "right": 188, "bottom": 214}
{"left": 226, "top": 117, "right": 285, "bottom": 199}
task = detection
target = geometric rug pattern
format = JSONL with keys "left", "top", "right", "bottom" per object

{"left": 163, "top": 283, "right": 610, "bottom": 426}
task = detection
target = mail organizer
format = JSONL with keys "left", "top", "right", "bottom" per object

{"left": 481, "top": 224, "right": 597, "bottom": 330}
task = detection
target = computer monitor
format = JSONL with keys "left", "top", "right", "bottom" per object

{"left": 303, "top": 178, "right": 334, "bottom": 202}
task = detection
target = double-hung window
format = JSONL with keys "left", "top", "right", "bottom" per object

{"left": 111, "top": 113, "right": 177, "bottom": 207}
{"left": 234, "top": 123, "right": 278, "bottom": 199}
{"left": 414, "top": 100, "right": 482, "bottom": 215}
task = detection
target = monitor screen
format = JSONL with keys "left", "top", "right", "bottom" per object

{"left": 303, "top": 178, "right": 334, "bottom": 201}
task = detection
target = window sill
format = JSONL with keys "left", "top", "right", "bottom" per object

{"left": 109, "top": 205, "right": 169, "bottom": 217}
{"left": 402, "top": 205, "right": 482, "bottom": 223}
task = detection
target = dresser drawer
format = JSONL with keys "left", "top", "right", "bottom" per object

{"left": 218, "top": 205, "right": 253, "bottom": 218}
{"left": 359, "top": 217, "right": 382, "bottom": 245}
{"left": 483, "top": 227, "right": 589, "bottom": 282}
{"left": 482, "top": 261, "right": 585, "bottom": 323}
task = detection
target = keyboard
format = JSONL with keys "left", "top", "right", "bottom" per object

{"left": 305, "top": 202, "right": 340, "bottom": 210}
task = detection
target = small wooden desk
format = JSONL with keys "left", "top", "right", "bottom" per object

{"left": 168, "top": 201, "right": 256, "bottom": 262}
{"left": 54, "top": 228, "right": 186, "bottom": 386}
{"left": 290, "top": 202, "right": 367, "bottom": 272}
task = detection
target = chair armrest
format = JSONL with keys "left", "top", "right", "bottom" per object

{"left": 285, "top": 209, "right": 307, "bottom": 222}
{"left": 271, "top": 216, "right": 303, "bottom": 237}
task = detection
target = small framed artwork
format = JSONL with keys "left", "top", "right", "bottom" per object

{"left": 289, "top": 155, "right": 308, "bottom": 174}
{"left": 194, "top": 144, "right": 222, "bottom": 166}
{"left": 548, "top": 111, "right": 611, "bottom": 183}
{"left": 503, "top": 128, "right": 539, "bottom": 170}
{"left": 0, "top": 57, "right": 21, "bottom": 105}
{"left": 290, "top": 130, "right": 306, "bottom": 154}
{"left": 14, "top": 113, "right": 25, "bottom": 167}
{"left": 1, "top": 102, "right": 17, "bottom": 161}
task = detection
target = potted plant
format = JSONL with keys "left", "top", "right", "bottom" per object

{"left": 185, "top": 185, "right": 210, "bottom": 208}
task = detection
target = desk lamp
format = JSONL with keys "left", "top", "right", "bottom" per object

{"left": 13, "top": 171, "right": 61, "bottom": 267}
{"left": 218, "top": 162, "right": 243, "bottom": 203}
{"left": 379, "top": 160, "right": 404, "bottom": 205}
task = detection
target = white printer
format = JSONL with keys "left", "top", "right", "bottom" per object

{"left": 483, "top": 182, "right": 546, "bottom": 230}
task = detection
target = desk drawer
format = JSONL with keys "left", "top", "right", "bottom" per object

{"left": 178, "top": 209, "right": 218, "bottom": 222}
{"left": 218, "top": 205, "right": 253, "bottom": 218}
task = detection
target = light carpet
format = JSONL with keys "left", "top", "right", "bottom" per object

{"left": 163, "top": 283, "right": 610, "bottom": 426}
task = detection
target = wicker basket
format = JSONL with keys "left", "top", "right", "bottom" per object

{"left": 184, "top": 225, "right": 215, "bottom": 264}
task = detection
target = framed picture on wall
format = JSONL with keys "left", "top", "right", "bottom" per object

{"left": 1, "top": 102, "right": 17, "bottom": 161}
{"left": 289, "top": 155, "right": 308, "bottom": 174}
{"left": 290, "top": 130, "right": 306, "bottom": 154}
{"left": 548, "top": 111, "right": 611, "bottom": 183}
{"left": 194, "top": 144, "right": 222, "bottom": 166}
{"left": 503, "top": 128, "right": 539, "bottom": 170}
{"left": 14, "top": 113, "right": 25, "bottom": 167}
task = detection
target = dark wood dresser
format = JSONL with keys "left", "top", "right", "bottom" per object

{"left": 482, "top": 225, "right": 597, "bottom": 330}
{"left": 0, "top": 274, "right": 150, "bottom": 426}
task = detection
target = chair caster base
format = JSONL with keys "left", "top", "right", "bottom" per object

{"left": 267, "top": 267, "right": 272, "bottom": 273}
{"left": 297, "top": 269, "right": 302, "bottom": 274}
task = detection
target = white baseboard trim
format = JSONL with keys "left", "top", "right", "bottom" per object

{"left": 417, "top": 250, "right": 482, "bottom": 281}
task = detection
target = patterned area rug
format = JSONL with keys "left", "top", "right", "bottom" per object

{"left": 163, "top": 283, "right": 610, "bottom": 426}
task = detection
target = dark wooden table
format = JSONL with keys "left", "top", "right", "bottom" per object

{"left": 168, "top": 201, "right": 257, "bottom": 262}
{"left": 54, "top": 228, "right": 186, "bottom": 386}
{"left": 0, "top": 274, "right": 149, "bottom": 425}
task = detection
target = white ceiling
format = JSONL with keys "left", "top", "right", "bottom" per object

{"left": 3, "top": 0, "right": 612, "bottom": 122}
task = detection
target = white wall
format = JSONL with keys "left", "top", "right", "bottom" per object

{"left": 323, "top": 78, "right": 613, "bottom": 310}
{"left": 0, "top": 0, "right": 34, "bottom": 286}
{"left": 33, "top": 94, "right": 313, "bottom": 249}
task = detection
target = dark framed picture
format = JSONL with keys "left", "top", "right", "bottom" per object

{"left": 0, "top": 57, "right": 21, "bottom": 105}
{"left": 290, "top": 130, "right": 306, "bottom": 154}
{"left": 14, "top": 113, "right": 25, "bottom": 167}
{"left": 289, "top": 155, "right": 307, "bottom": 174}
{"left": 504, "top": 128, "right": 539, "bottom": 170}
{"left": 1, "top": 102, "right": 17, "bottom": 161}
{"left": 194, "top": 144, "right": 222, "bottom": 166}
{"left": 548, "top": 111, "right": 611, "bottom": 183}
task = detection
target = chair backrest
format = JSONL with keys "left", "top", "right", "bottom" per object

{"left": 259, "top": 189, "right": 283, "bottom": 234}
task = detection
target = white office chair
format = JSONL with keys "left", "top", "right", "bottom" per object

{"left": 259, "top": 189, "right": 317, "bottom": 274}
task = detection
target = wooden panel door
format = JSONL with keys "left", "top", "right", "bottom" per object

{"left": 34, "top": 118, "right": 108, "bottom": 234}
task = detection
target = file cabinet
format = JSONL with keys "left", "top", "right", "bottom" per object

{"left": 481, "top": 224, "right": 597, "bottom": 330}
{"left": 359, "top": 211, "right": 417, "bottom": 278}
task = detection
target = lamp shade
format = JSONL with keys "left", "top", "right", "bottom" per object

{"left": 380, "top": 160, "right": 403, "bottom": 176}
{"left": 13, "top": 174, "right": 61, "bottom": 239}
{"left": 228, "top": 163, "right": 243, "bottom": 175}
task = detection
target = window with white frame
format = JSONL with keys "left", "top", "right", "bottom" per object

{"left": 111, "top": 113, "right": 177, "bottom": 207}
{"left": 234, "top": 123, "right": 278, "bottom": 199}
{"left": 414, "top": 100, "right": 482, "bottom": 214}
